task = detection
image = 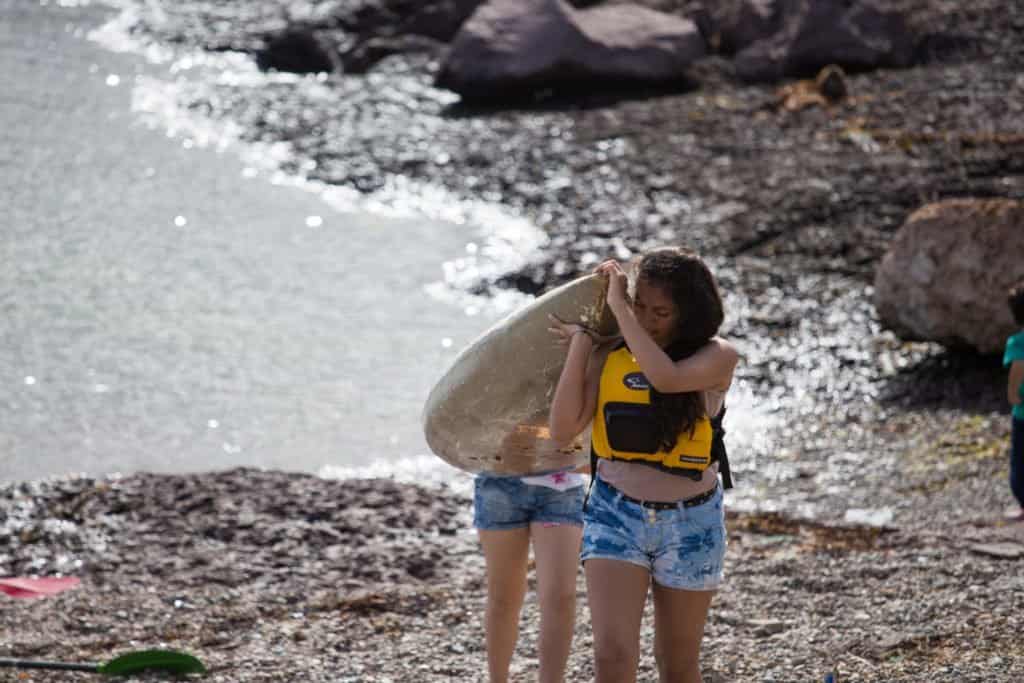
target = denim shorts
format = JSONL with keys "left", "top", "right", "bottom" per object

{"left": 581, "top": 476, "right": 726, "bottom": 591}
{"left": 473, "top": 474, "right": 585, "bottom": 530}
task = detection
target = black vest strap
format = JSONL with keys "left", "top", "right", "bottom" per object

{"left": 710, "top": 406, "right": 733, "bottom": 490}
{"left": 582, "top": 445, "right": 599, "bottom": 512}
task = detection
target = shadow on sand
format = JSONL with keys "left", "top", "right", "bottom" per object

{"left": 439, "top": 77, "right": 699, "bottom": 118}
{"left": 878, "top": 349, "right": 1006, "bottom": 414}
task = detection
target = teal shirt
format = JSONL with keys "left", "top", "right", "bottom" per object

{"left": 1004, "top": 330, "right": 1024, "bottom": 420}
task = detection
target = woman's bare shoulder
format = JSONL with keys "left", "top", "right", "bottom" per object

{"left": 703, "top": 336, "right": 740, "bottom": 363}
{"left": 703, "top": 337, "right": 739, "bottom": 391}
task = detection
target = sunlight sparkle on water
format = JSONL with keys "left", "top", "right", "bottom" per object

{"left": 441, "top": 338, "right": 453, "bottom": 348}
{"left": 24, "top": 376, "right": 36, "bottom": 386}
{"left": 305, "top": 215, "right": 323, "bottom": 228}
{"left": 90, "top": 20, "right": 547, "bottom": 319}
{"left": 320, "top": 456, "right": 474, "bottom": 497}
{"left": 105, "top": 74, "right": 120, "bottom": 87}
{"left": 173, "top": 215, "right": 187, "bottom": 227}
{"left": 170, "top": 56, "right": 195, "bottom": 73}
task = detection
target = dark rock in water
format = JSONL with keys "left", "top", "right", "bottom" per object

{"left": 338, "top": 0, "right": 404, "bottom": 35}
{"left": 399, "top": 0, "right": 489, "bottom": 42}
{"left": 435, "top": 0, "right": 706, "bottom": 99}
{"left": 730, "top": 0, "right": 916, "bottom": 83}
{"left": 256, "top": 27, "right": 342, "bottom": 74}
{"left": 273, "top": 0, "right": 484, "bottom": 73}
{"left": 873, "top": 198, "right": 1024, "bottom": 355}
{"left": 332, "top": 0, "right": 485, "bottom": 45}
{"left": 342, "top": 34, "right": 445, "bottom": 74}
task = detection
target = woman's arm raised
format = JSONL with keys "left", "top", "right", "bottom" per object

{"left": 547, "top": 315, "right": 606, "bottom": 447}
{"left": 618, "top": 308, "right": 738, "bottom": 394}
{"left": 597, "top": 260, "right": 738, "bottom": 394}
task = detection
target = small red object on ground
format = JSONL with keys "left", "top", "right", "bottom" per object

{"left": 0, "top": 577, "right": 81, "bottom": 598}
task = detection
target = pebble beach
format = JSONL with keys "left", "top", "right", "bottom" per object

{"left": 3, "top": 0, "right": 1024, "bottom": 680}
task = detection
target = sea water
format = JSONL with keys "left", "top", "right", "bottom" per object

{"left": 3, "top": 1, "right": 779, "bottom": 513}
{"left": 0, "top": 0, "right": 536, "bottom": 486}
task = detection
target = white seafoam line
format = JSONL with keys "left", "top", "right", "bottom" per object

{"left": 319, "top": 455, "right": 475, "bottom": 497}
{"left": 75, "top": 0, "right": 549, "bottom": 484}
{"left": 87, "top": 0, "right": 545, "bottom": 319}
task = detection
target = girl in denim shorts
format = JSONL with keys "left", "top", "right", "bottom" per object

{"left": 473, "top": 466, "right": 584, "bottom": 683}
{"left": 547, "top": 247, "right": 738, "bottom": 683}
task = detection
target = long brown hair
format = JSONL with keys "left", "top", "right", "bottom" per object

{"left": 635, "top": 247, "right": 725, "bottom": 451}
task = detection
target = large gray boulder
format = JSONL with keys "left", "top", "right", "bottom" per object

{"left": 874, "top": 199, "right": 1024, "bottom": 354}
{"left": 713, "top": 0, "right": 916, "bottom": 82}
{"left": 435, "top": 0, "right": 706, "bottom": 99}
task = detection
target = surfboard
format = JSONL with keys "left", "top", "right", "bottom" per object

{"left": 423, "top": 274, "right": 619, "bottom": 475}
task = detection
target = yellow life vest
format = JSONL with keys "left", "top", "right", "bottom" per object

{"left": 591, "top": 347, "right": 712, "bottom": 478}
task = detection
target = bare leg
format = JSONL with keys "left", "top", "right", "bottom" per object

{"left": 651, "top": 584, "right": 714, "bottom": 683}
{"left": 479, "top": 528, "right": 531, "bottom": 683}
{"left": 530, "top": 523, "right": 583, "bottom": 683}
{"left": 585, "top": 559, "right": 651, "bottom": 683}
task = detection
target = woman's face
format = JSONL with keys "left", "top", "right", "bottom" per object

{"left": 633, "top": 277, "right": 679, "bottom": 348}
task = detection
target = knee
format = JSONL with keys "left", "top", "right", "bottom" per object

{"left": 487, "top": 582, "right": 526, "bottom": 613}
{"left": 538, "top": 586, "right": 576, "bottom": 614}
{"left": 594, "top": 653, "right": 629, "bottom": 680}
{"left": 489, "top": 592, "right": 523, "bottom": 614}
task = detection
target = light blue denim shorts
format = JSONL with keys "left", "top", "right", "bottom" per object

{"left": 473, "top": 474, "right": 585, "bottom": 530}
{"left": 581, "top": 476, "right": 726, "bottom": 591}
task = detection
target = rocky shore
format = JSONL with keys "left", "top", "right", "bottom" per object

{"left": 4, "top": 0, "right": 1024, "bottom": 680}
{"left": 2, "top": 467, "right": 1023, "bottom": 681}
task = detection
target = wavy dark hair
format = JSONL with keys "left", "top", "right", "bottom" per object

{"left": 635, "top": 247, "right": 725, "bottom": 451}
